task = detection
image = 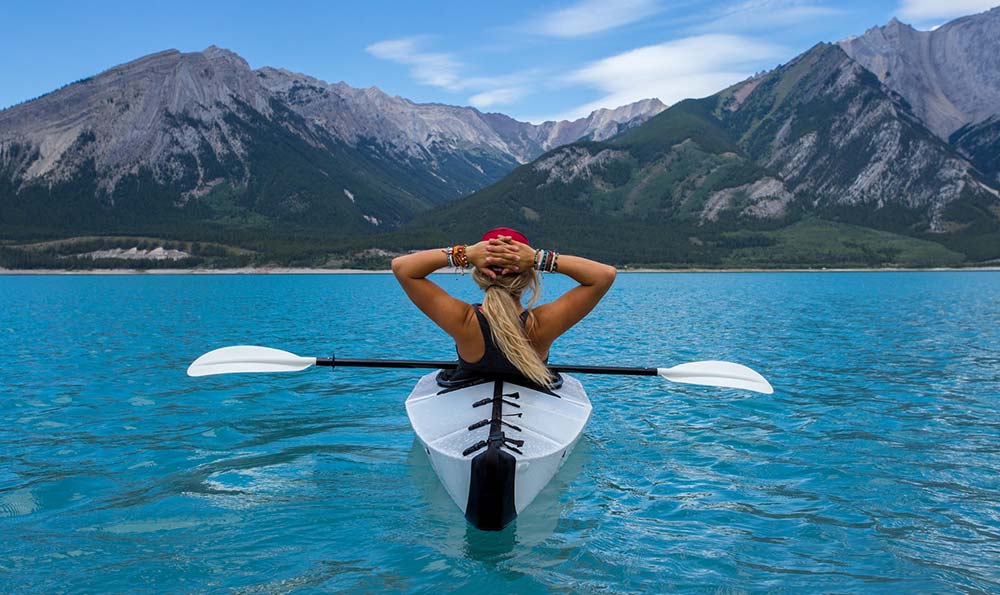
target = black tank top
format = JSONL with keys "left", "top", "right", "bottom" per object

{"left": 436, "top": 305, "right": 534, "bottom": 384}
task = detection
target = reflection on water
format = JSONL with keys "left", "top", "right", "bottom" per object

{"left": 405, "top": 437, "right": 592, "bottom": 561}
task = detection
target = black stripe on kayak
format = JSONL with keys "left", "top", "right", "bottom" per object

{"left": 465, "top": 379, "right": 518, "bottom": 531}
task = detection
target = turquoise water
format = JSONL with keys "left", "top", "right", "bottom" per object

{"left": 1, "top": 271, "right": 998, "bottom": 594}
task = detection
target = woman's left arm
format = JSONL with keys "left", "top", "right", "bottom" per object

{"left": 391, "top": 242, "right": 500, "bottom": 337}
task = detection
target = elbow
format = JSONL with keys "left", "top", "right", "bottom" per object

{"left": 391, "top": 256, "right": 405, "bottom": 278}
{"left": 600, "top": 265, "right": 617, "bottom": 288}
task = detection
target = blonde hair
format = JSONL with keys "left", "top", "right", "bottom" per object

{"left": 472, "top": 268, "right": 553, "bottom": 386}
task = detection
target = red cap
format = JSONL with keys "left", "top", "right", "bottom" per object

{"left": 481, "top": 227, "right": 529, "bottom": 245}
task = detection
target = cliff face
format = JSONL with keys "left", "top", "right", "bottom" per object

{"left": 718, "top": 44, "right": 995, "bottom": 231}
{"left": 0, "top": 47, "right": 663, "bottom": 232}
{"left": 0, "top": 48, "right": 270, "bottom": 190}
{"left": 838, "top": 8, "right": 1000, "bottom": 138}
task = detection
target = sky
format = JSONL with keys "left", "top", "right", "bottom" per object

{"left": 1, "top": 0, "right": 997, "bottom": 122}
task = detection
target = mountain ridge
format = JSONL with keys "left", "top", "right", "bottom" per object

{"left": 0, "top": 45, "right": 664, "bottom": 233}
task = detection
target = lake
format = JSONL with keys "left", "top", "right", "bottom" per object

{"left": 1, "top": 271, "right": 998, "bottom": 594}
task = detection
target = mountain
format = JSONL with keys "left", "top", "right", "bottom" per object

{"left": 716, "top": 44, "right": 997, "bottom": 233}
{"left": 0, "top": 47, "right": 663, "bottom": 235}
{"left": 838, "top": 8, "right": 1000, "bottom": 139}
{"left": 0, "top": 48, "right": 439, "bottom": 235}
{"left": 404, "top": 43, "right": 1000, "bottom": 266}
{"left": 258, "top": 66, "right": 663, "bottom": 163}
{"left": 254, "top": 67, "right": 662, "bottom": 192}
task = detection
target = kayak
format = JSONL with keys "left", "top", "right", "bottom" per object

{"left": 405, "top": 370, "right": 592, "bottom": 530}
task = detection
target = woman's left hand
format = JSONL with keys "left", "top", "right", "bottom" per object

{"left": 466, "top": 240, "right": 503, "bottom": 278}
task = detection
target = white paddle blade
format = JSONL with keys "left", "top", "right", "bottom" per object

{"left": 657, "top": 361, "right": 774, "bottom": 394}
{"left": 187, "top": 346, "right": 317, "bottom": 377}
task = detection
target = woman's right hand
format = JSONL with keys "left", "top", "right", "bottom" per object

{"left": 496, "top": 236, "right": 536, "bottom": 273}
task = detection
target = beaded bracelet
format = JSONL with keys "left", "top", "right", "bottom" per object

{"left": 441, "top": 246, "right": 455, "bottom": 268}
{"left": 442, "top": 245, "right": 470, "bottom": 273}
{"left": 452, "top": 244, "right": 469, "bottom": 275}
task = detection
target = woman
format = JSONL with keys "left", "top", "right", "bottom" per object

{"left": 391, "top": 228, "right": 616, "bottom": 386}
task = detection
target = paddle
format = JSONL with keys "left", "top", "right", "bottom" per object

{"left": 187, "top": 345, "right": 774, "bottom": 394}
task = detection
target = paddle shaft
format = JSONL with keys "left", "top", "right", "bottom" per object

{"left": 315, "top": 358, "right": 659, "bottom": 376}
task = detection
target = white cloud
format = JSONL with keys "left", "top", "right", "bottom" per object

{"left": 896, "top": 0, "right": 997, "bottom": 22}
{"left": 556, "top": 34, "right": 782, "bottom": 120}
{"left": 367, "top": 37, "right": 535, "bottom": 108}
{"left": 469, "top": 87, "right": 529, "bottom": 109}
{"left": 533, "top": 0, "right": 661, "bottom": 38}
{"left": 697, "top": 0, "right": 842, "bottom": 32}
{"left": 366, "top": 37, "right": 465, "bottom": 91}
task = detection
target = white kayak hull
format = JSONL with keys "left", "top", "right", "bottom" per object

{"left": 405, "top": 371, "right": 592, "bottom": 530}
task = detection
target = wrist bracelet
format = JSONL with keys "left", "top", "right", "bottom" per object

{"left": 533, "top": 248, "right": 560, "bottom": 273}
{"left": 455, "top": 245, "right": 469, "bottom": 268}
{"left": 444, "top": 244, "right": 469, "bottom": 274}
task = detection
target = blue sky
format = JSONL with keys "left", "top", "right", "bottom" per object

{"left": 1, "top": 0, "right": 996, "bottom": 122}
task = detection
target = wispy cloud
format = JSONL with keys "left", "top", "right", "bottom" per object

{"left": 896, "top": 0, "right": 997, "bottom": 22}
{"left": 469, "top": 87, "right": 529, "bottom": 109}
{"left": 531, "top": 0, "right": 661, "bottom": 38}
{"left": 366, "top": 37, "right": 465, "bottom": 91}
{"left": 368, "top": 2, "right": 830, "bottom": 120}
{"left": 366, "top": 37, "right": 537, "bottom": 109}
{"left": 696, "top": 0, "right": 842, "bottom": 32}
{"left": 556, "top": 34, "right": 783, "bottom": 120}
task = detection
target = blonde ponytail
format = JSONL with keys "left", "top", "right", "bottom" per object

{"left": 472, "top": 268, "right": 552, "bottom": 386}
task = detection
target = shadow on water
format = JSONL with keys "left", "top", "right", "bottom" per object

{"left": 405, "top": 436, "right": 592, "bottom": 563}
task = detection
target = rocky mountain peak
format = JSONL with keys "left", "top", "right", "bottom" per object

{"left": 201, "top": 45, "right": 254, "bottom": 70}
{"left": 839, "top": 8, "right": 1000, "bottom": 138}
{"left": 884, "top": 17, "right": 909, "bottom": 30}
{"left": 0, "top": 45, "right": 274, "bottom": 187}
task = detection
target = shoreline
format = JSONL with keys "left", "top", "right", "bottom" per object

{"left": 2, "top": 266, "right": 998, "bottom": 275}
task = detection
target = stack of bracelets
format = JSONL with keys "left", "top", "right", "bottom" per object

{"left": 533, "top": 248, "right": 559, "bottom": 273}
{"left": 442, "top": 245, "right": 470, "bottom": 272}
{"left": 442, "top": 244, "right": 559, "bottom": 273}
